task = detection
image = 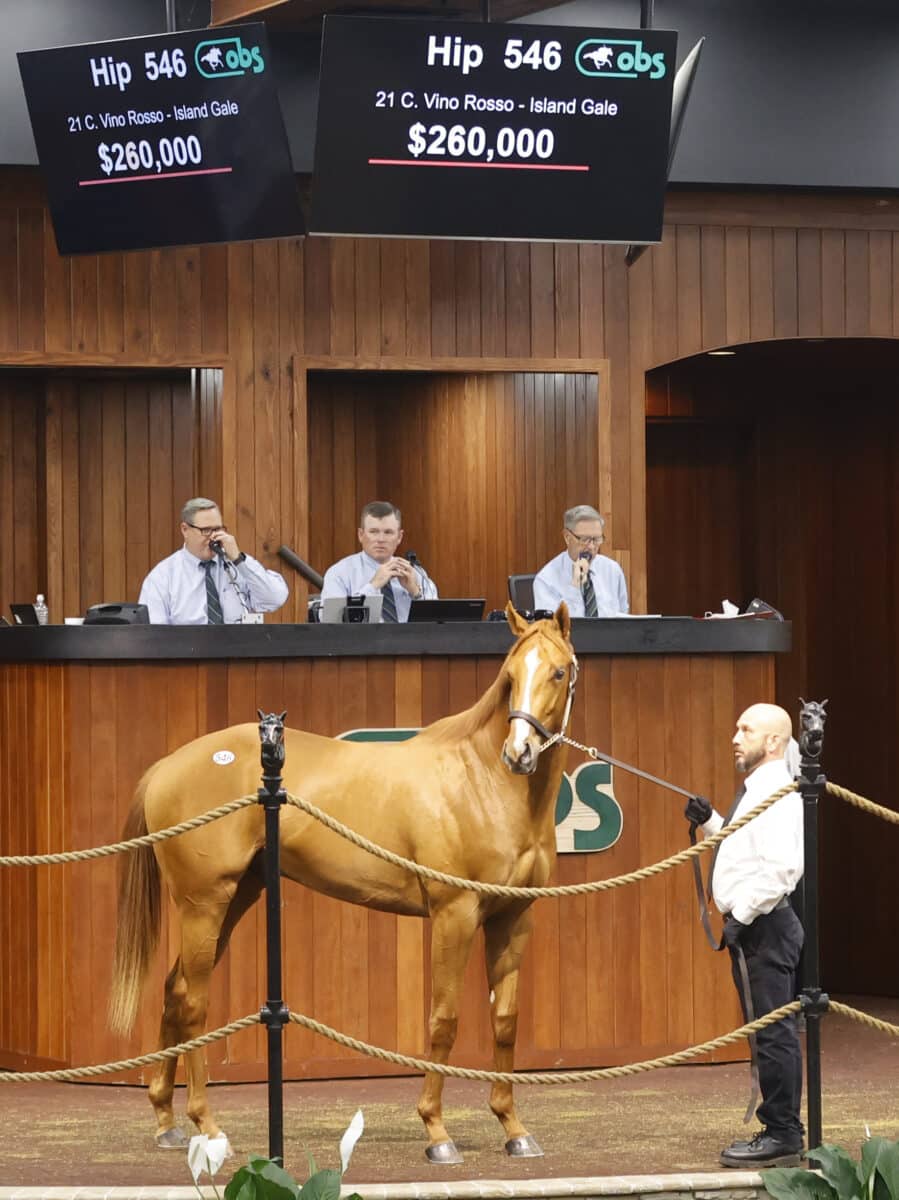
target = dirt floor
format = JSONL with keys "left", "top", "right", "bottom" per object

{"left": 2, "top": 995, "right": 897, "bottom": 1188}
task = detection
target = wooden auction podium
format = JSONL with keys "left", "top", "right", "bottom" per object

{"left": 0, "top": 618, "right": 788, "bottom": 1082}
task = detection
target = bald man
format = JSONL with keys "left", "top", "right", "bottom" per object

{"left": 686, "top": 705, "right": 805, "bottom": 1168}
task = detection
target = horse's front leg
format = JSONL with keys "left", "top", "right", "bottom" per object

{"left": 484, "top": 905, "right": 543, "bottom": 1157}
{"left": 418, "top": 897, "right": 481, "bottom": 1165}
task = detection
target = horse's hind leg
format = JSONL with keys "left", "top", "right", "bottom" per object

{"left": 148, "top": 958, "right": 191, "bottom": 1148}
{"left": 417, "top": 899, "right": 480, "bottom": 1164}
{"left": 484, "top": 906, "right": 543, "bottom": 1157}
{"left": 150, "top": 877, "right": 261, "bottom": 1148}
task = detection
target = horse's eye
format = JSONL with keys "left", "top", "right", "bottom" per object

{"left": 554, "top": 667, "right": 566, "bottom": 682}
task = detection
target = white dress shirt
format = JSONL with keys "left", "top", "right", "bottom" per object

{"left": 320, "top": 551, "right": 438, "bottom": 622}
{"left": 139, "top": 547, "right": 289, "bottom": 625}
{"left": 533, "top": 551, "right": 629, "bottom": 618}
{"left": 700, "top": 757, "right": 803, "bottom": 926}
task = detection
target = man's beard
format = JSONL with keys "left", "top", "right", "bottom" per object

{"left": 736, "top": 746, "right": 764, "bottom": 774}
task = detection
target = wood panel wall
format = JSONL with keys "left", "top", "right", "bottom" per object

{"left": 307, "top": 369, "right": 610, "bottom": 611}
{"left": 0, "top": 650, "right": 773, "bottom": 1077}
{"left": 0, "top": 371, "right": 207, "bottom": 622}
{"left": 645, "top": 351, "right": 899, "bottom": 994}
{"left": 4, "top": 168, "right": 899, "bottom": 1040}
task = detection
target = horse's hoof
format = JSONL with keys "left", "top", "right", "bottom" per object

{"left": 505, "top": 1135, "right": 544, "bottom": 1158}
{"left": 155, "top": 1127, "right": 190, "bottom": 1150}
{"left": 426, "top": 1140, "right": 464, "bottom": 1164}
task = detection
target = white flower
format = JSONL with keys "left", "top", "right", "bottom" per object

{"left": 188, "top": 1133, "right": 231, "bottom": 1182}
{"left": 338, "top": 1109, "right": 365, "bottom": 1175}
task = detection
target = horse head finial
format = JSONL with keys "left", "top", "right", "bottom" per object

{"left": 257, "top": 709, "right": 287, "bottom": 774}
{"left": 798, "top": 698, "right": 828, "bottom": 762}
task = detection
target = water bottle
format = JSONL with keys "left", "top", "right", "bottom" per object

{"left": 34, "top": 594, "right": 49, "bottom": 626}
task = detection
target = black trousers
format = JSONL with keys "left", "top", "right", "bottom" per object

{"left": 730, "top": 905, "right": 805, "bottom": 1141}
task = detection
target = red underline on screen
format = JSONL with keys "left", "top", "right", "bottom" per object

{"left": 368, "top": 158, "right": 589, "bottom": 172}
{"left": 79, "top": 167, "right": 233, "bottom": 187}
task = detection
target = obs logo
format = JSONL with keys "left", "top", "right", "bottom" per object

{"left": 575, "top": 38, "right": 666, "bottom": 80}
{"left": 338, "top": 728, "right": 623, "bottom": 854}
{"left": 195, "top": 36, "right": 265, "bottom": 78}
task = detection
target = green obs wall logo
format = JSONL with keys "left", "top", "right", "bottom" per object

{"left": 575, "top": 38, "right": 666, "bottom": 80}
{"left": 195, "top": 36, "right": 265, "bottom": 78}
{"left": 338, "top": 729, "right": 622, "bottom": 854}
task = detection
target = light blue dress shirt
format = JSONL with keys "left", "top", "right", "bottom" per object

{"left": 533, "top": 551, "right": 628, "bottom": 618}
{"left": 139, "top": 547, "right": 289, "bottom": 624}
{"left": 321, "top": 551, "right": 438, "bottom": 622}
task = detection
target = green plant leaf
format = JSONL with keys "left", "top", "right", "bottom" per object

{"left": 861, "top": 1138, "right": 899, "bottom": 1200}
{"left": 299, "top": 1168, "right": 341, "bottom": 1200}
{"left": 224, "top": 1158, "right": 299, "bottom": 1200}
{"left": 255, "top": 1159, "right": 301, "bottom": 1200}
{"left": 764, "top": 1167, "right": 838, "bottom": 1200}
{"left": 869, "top": 1139, "right": 899, "bottom": 1200}
{"left": 811, "top": 1144, "right": 864, "bottom": 1199}
{"left": 225, "top": 1167, "right": 265, "bottom": 1200}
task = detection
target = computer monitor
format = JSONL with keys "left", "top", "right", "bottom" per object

{"left": 407, "top": 599, "right": 485, "bottom": 623}
{"left": 83, "top": 603, "right": 150, "bottom": 625}
{"left": 10, "top": 603, "right": 39, "bottom": 626}
{"left": 319, "top": 595, "right": 384, "bottom": 624}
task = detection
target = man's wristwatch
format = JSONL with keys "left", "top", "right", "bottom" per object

{"left": 230, "top": 552, "right": 247, "bottom": 565}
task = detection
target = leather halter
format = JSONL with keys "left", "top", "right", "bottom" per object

{"left": 507, "top": 653, "right": 579, "bottom": 748}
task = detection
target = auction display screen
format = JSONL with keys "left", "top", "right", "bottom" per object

{"left": 311, "top": 17, "right": 677, "bottom": 244}
{"left": 18, "top": 24, "right": 303, "bottom": 255}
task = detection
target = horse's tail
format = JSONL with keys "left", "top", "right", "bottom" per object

{"left": 107, "top": 777, "right": 162, "bottom": 1037}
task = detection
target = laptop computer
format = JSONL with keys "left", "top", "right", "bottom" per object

{"left": 407, "top": 599, "right": 485, "bottom": 623}
{"left": 10, "top": 603, "right": 40, "bottom": 626}
{"left": 319, "top": 594, "right": 384, "bottom": 624}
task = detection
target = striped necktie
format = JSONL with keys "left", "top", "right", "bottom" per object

{"left": 582, "top": 573, "right": 599, "bottom": 618}
{"left": 380, "top": 582, "right": 398, "bottom": 623}
{"left": 202, "top": 560, "right": 224, "bottom": 625}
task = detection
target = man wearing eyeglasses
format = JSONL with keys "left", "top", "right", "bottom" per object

{"left": 532, "top": 504, "right": 628, "bottom": 618}
{"left": 138, "top": 497, "right": 289, "bottom": 624}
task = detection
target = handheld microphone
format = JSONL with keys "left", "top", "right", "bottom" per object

{"left": 578, "top": 549, "right": 591, "bottom": 561}
{"left": 407, "top": 551, "right": 419, "bottom": 569}
{"left": 210, "top": 539, "right": 225, "bottom": 557}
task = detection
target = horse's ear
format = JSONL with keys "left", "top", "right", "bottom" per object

{"left": 505, "top": 601, "right": 529, "bottom": 636}
{"left": 257, "top": 708, "right": 265, "bottom": 721}
{"left": 554, "top": 602, "right": 571, "bottom": 640}
{"left": 278, "top": 710, "right": 287, "bottom": 722}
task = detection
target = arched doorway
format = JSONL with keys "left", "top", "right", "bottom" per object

{"left": 646, "top": 337, "right": 899, "bottom": 996}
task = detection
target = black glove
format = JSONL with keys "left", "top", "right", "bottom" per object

{"left": 723, "top": 915, "right": 747, "bottom": 948}
{"left": 684, "top": 794, "right": 713, "bottom": 825}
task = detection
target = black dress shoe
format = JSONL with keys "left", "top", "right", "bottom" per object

{"left": 720, "top": 1131, "right": 803, "bottom": 1168}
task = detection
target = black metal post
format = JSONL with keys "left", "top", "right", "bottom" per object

{"left": 640, "top": 0, "right": 654, "bottom": 28}
{"left": 165, "top": 0, "right": 177, "bottom": 33}
{"left": 797, "top": 700, "right": 829, "bottom": 1153}
{"left": 258, "top": 714, "right": 289, "bottom": 1163}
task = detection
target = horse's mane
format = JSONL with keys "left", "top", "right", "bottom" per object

{"left": 417, "top": 620, "right": 571, "bottom": 746}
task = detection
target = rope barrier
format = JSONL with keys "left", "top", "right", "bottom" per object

{"left": 3, "top": 777, "right": 896, "bottom": 879}
{"left": 826, "top": 781, "right": 899, "bottom": 825}
{"left": 283, "top": 785, "right": 795, "bottom": 898}
{"left": 0, "top": 1004, "right": 801, "bottom": 1086}
{"left": 0, "top": 1014, "right": 261, "bottom": 1082}
{"left": 13, "top": 1000, "right": 896, "bottom": 1087}
{"left": 287, "top": 1002, "right": 801, "bottom": 1082}
{"left": 0, "top": 795, "right": 258, "bottom": 867}
{"left": 829, "top": 1001, "right": 899, "bottom": 1038}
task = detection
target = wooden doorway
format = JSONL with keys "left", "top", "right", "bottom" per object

{"left": 646, "top": 337, "right": 899, "bottom": 996}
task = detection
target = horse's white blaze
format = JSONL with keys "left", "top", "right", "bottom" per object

{"left": 508, "top": 646, "right": 542, "bottom": 755}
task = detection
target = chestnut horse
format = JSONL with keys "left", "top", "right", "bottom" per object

{"left": 108, "top": 604, "right": 576, "bottom": 1163}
